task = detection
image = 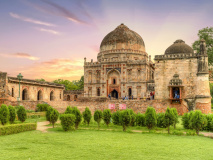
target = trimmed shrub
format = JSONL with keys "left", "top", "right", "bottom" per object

{"left": 120, "top": 110, "right": 131, "bottom": 131}
{"left": 8, "top": 105, "right": 16, "bottom": 124}
{"left": 50, "top": 109, "right": 59, "bottom": 128}
{"left": 17, "top": 106, "right": 27, "bottom": 123}
{"left": 204, "top": 114, "right": 213, "bottom": 131}
{"left": 64, "top": 106, "right": 73, "bottom": 114}
{"left": 145, "top": 107, "right": 157, "bottom": 131}
{"left": 129, "top": 109, "right": 136, "bottom": 126}
{"left": 164, "top": 108, "right": 175, "bottom": 134}
{"left": 94, "top": 110, "right": 103, "bottom": 129}
{"left": 112, "top": 110, "right": 121, "bottom": 125}
{"left": 83, "top": 107, "right": 92, "bottom": 126}
{"left": 157, "top": 113, "right": 166, "bottom": 128}
{"left": 36, "top": 103, "right": 49, "bottom": 112}
{"left": 189, "top": 110, "right": 207, "bottom": 135}
{"left": 182, "top": 111, "right": 194, "bottom": 129}
{"left": 136, "top": 113, "right": 145, "bottom": 127}
{"left": 70, "top": 107, "right": 82, "bottom": 129}
{"left": 0, "top": 123, "right": 37, "bottom": 136}
{"left": 171, "top": 108, "right": 179, "bottom": 129}
{"left": 103, "top": 109, "right": 112, "bottom": 127}
{"left": 0, "top": 104, "right": 9, "bottom": 125}
{"left": 46, "top": 106, "right": 54, "bottom": 123}
{"left": 60, "top": 114, "right": 76, "bottom": 131}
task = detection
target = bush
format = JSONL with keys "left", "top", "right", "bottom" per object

{"left": 36, "top": 103, "right": 49, "bottom": 112}
{"left": 112, "top": 111, "right": 121, "bottom": 125}
{"left": 0, "top": 123, "right": 37, "bottom": 136}
{"left": 189, "top": 110, "right": 207, "bottom": 135}
{"left": 120, "top": 110, "right": 131, "bottom": 131}
{"left": 157, "top": 113, "right": 166, "bottom": 128}
{"left": 69, "top": 107, "right": 82, "bottom": 129}
{"left": 203, "top": 114, "right": 213, "bottom": 131}
{"left": 50, "top": 109, "right": 59, "bottom": 128}
{"left": 82, "top": 107, "right": 92, "bottom": 126}
{"left": 64, "top": 106, "right": 73, "bottom": 114}
{"left": 171, "top": 108, "right": 179, "bottom": 129}
{"left": 103, "top": 109, "right": 112, "bottom": 127}
{"left": 0, "top": 104, "right": 9, "bottom": 125}
{"left": 94, "top": 110, "right": 103, "bottom": 129}
{"left": 145, "top": 107, "right": 157, "bottom": 131}
{"left": 17, "top": 106, "right": 27, "bottom": 123}
{"left": 182, "top": 111, "right": 194, "bottom": 129}
{"left": 8, "top": 105, "right": 16, "bottom": 124}
{"left": 60, "top": 114, "right": 76, "bottom": 131}
{"left": 46, "top": 106, "right": 54, "bottom": 123}
{"left": 136, "top": 113, "right": 145, "bottom": 127}
{"left": 164, "top": 108, "right": 175, "bottom": 134}
{"left": 129, "top": 109, "right": 136, "bottom": 126}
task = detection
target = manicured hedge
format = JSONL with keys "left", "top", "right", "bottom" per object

{"left": 0, "top": 123, "right": 37, "bottom": 136}
{"left": 36, "top": 104, "right": 49, "bottom": 112}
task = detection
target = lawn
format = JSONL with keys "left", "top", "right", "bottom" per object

{"left": 0, "top": 127, "right": 213, "bottom": 160}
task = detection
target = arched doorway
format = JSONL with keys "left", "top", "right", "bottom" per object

{"left": 128, "top": 88, "right": 132, "bottom": 97}
{"left": 37, "top": 90, "right": 42, "bottom": 100}
{"left": 74, "top": 95, "right": 78, "bottom": 101}
{"left": 111, "top": 89, "right": 118, "bottom": 99}
{"left": 22, "top": 89, "right": 28, "bottom": 100}
{"left": 12, "top": 88, "right": 14, "bottom": 97}
{"left": 67, "top": 95, "right": 70, "bottom": 101}
{"left": 97, "top": 88, "right": 100, "bottom": 96}
{"left": 50, "top": 91, "right": 54, "bottom": 101}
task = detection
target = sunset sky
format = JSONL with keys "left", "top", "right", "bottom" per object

{"left": 0, "top": 0, "right": 213, "bottom": 81}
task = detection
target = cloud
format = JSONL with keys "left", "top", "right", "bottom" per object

{"left": 36, "top": 28, "right": 60, "bottom": 35}
{"left": 9, "top": 12, "right": 55, "bottom": 27}
{"left": 0, "top": 53, "right": 39, "bottom": 60}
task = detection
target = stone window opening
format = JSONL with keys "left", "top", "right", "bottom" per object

{"left": 60, "top": 93, "right": 61, "bottom": 99}
{"left": 37, "top": 90, "right": 43, "bottom": 101}
{"left": 97, "top": 88, "right": 100, "bottom": 96}
{"left": 113, "top": 78, "right": 116, "bottom": 84}
{"left": 128, "top": 88, "right": 132, "bottom": 97}
{"left": 22, "top": 89, "right": 28, "bottom": 100}
{"left": 67, "top": 95, "right": 70, "bottom": 101}
{"left": 12, "top": 88, "right": 14, "bottom": 97}
{"left": 50, "top": 91, "right": 54, "bottom": 101}
{"left": 74, "top": 95, "right": 78, "bottom": 101}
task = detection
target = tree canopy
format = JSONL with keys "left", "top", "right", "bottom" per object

{"left": 192, "top": 27, "right": 213, "bottom": 65}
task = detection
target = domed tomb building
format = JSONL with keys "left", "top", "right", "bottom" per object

{"left": 84, "top": 24, "right": 154, "bottom": 98}
{"left": 154, "top": 39, "right": 211, "bottom": 112}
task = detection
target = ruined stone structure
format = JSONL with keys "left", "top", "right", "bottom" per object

{"left": 63, "top": 90, "right": 84, "bottom": 101}
{"left": 155, "top": 39, "right": 211, "bottom": 113}
{"left": 84, "top": 24, "right": 154, "bottom": 99}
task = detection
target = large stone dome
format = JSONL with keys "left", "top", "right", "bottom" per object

{"left": 100, "top": 23, "right": 145, "bottom": 52}
{"left": 165, "top": 39, "right": 194, "bottom": 55}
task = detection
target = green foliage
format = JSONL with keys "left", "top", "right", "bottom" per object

{"left": 120, "top": 110, "right": 131, "bottom": 131}
{"left": 53, "top": 76, "right": 84, "bottom": 90}
{"left": 69, "top": 107, "right": 82, "bottom": 129}
{"left": 0, "top": 123, "right": 37, "bottom": 136}
{"left": 112, "top": 110, "right": 121, "bottom": 125}
{"left": 64, "top": 106, "right": 73, "bottom": 114}
{"left": 203, "top": 114, "right": 213, "bottom": 131}
{"left": 36, "top": 103, "right": 49, "bottom": 112}
{"left": 103, "top": 109, "right": 112, "bottom": 127}
{"left": 50, "top": 109, "right": 59, "bottom": 128}
{"left": 94, "top": 110, "right": 103, "bottom": 129}
{"left": 182, "top": 111, "right": 194, "bottom": 129}
{"left": 145, "top": 107, "right": 157, "bottom": 131}
{"left": 157, "top": 113, "right": 166, "bottom": 128}
{"left": 192, "top": 27, "right": 213, "bottom": 65}
{"left": 46, "top": 106, "right": 54, "bottom": 123}
{"left": 8, "top": 105, "right": 16, "bottom": 124}
{"left": 171, "top": 130, "right": 184, "bottom": 136}
{"left": 83, "top": 107, "right": 92, "bottom": 126}
{"left": 35, "top": 78, "right": 45, "bottom": 82}
{"left": 129, "top": 109, "right": 136, "bottom": 126}
{"left": 189, "top": 110, "right": 207, "bottom": 135}
{"left": 60, "top": 114, "right": 76, "bottom": 131}
{"left": 17, "top": 106, "right": 27, "bottom": 123}
{"left": 0, "top": 104, "right": 9, "bottom": 125}
{"left": 136, "top": 113, "right": 145, "bottom": 127}
{"left": 164, "top": 108, "right": 175, "bottom": 134}
{"left": 171, "top": 108, "right": 179, "bottom": 129}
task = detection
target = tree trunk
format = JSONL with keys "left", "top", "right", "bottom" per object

{"left": 98, "top": 123, "right": 100, "bottom": 129}
{"left": 53, "top": 123, "right": 54, "bottom": 128}
{"left": 123, "top": 125, "right": 126, "bottom": 131}
{"left": 168, "top": 126, "right": 170, "bottom": 134}
{"left": 196, "top": 129, "right": 199, "bottom": 135}
{"left": 174, "top": 123, "right": 176, "bottom": 129}
{"left": 75, "top": 124, "right": 78, "bottom": 130}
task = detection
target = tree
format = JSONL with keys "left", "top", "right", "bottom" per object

{"left": 94, "top": 110, "right": 103, "bottom": 129}
{"left": 129, "top": 109, "right": 136, "bottom": 126}
{"left": 8, "top": 105, "right": 16, "bottom": 124}
{"left": 0, "top": 104, "right": 9, "bottom": 125}
{"left": 50, "top": 109, "right": 59, "bottom": 128}
{"left": 35, "top": 78, "right": 45, "bottom": 82}
{"left": 171, "top": 108, "right": 179, "bottom": 129}
{"left": 46, "top": 106, "right": 54, "bottom": 123}
{"left": 112, "top": 110, "right": 121, "bottom": 125}
{"left": 157, "top": 113, "right": 166, "bottom": 128}
{"left": 103, "top": 109, "right": 112, "bottom": 127}
{"left": 17, "top": 106, "right": 27, "bottom": 123}
{"left": 136, "top": 113, "right": 146, "bottom": 127}
{"left": 190, "top": 110, "right": 207, "bottom": 135}
{"left": 82, "top": 107, "right": 92, "bottom": 126}
{"left": 60, "top": 114, "right": 76, "bottom": 131}
{"left": 145, "top": 107, "right": 157, "bottom": 131}
{"left": 64, "top": 106, "right": 73, "bottom": 114}
{"left": 70, "top": 107, "right": 82, "bottom": 129}
{"left": 120, "top": 110, "right": 131, "bottom": 131}
{"left": 192, "top": 27, "right": 213, "bottom": 65}
{"left": 164, "top": 108, "right": 175, "bottom": 134}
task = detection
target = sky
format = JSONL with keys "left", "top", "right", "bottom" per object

{"left": 0, "top": 0, "right": 213, "bottom": 81}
